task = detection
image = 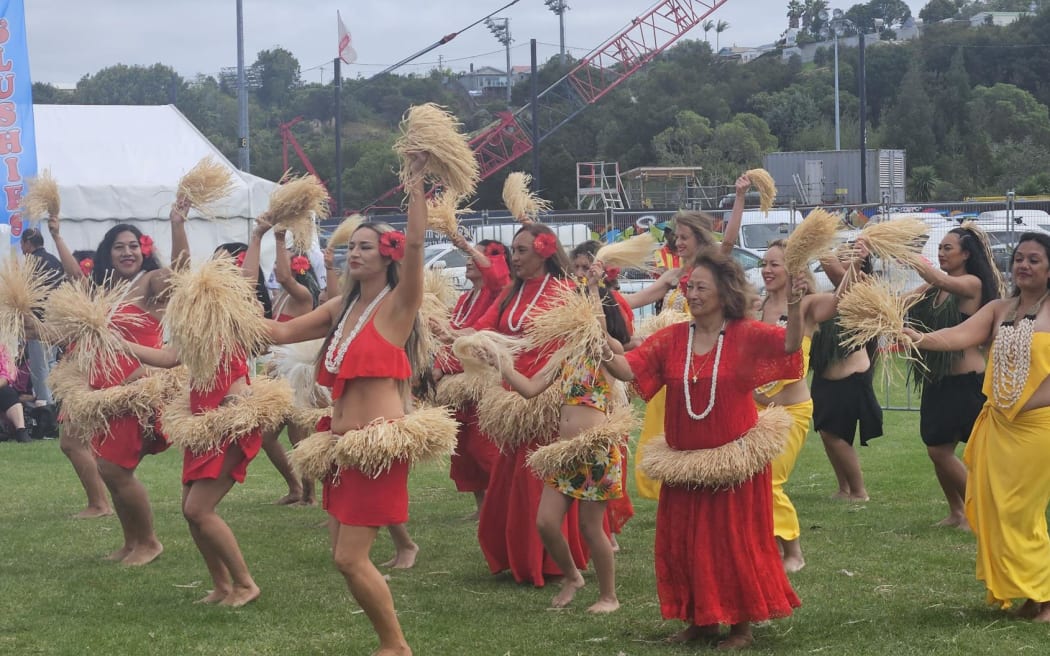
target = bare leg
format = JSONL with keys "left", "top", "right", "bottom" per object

{"left": 381, "top": 524, "right": 419, "bottom": 569}
{"left": 717, "top": 623, "right": 754, "bottom": 650}
{"left": 59, "top": 430, "right": 112, "bottom": 518}
{"left": 97, "top": 458, "right": 163, "bottom": 565}
{"left": 262, "top": 425, "right": 302, "bottom": 505}
{"left": 778, "top": 536, "right": 806, "bottom": 573}
{"left": 182, "top": 448, "right": 259, "bottom": 608}
{"left": 464, "top": 490, "right": 485, "bottom": 521}
{"left": 181, "top": 485, "right": 231, "bottom": 604}
{"left": 1016, "top": 599, "right": 1040, "bottom": 619}
{"left": 819, "top": 431, "right": 868, "bottom": 501}
{"left": 927, "top": 442, "right": 969, "bottom": 529}
{"left": 331, "top": 521, "right": 412, "bottom": 655}
{"left": 578, "top": 500, "right": 619, "bottom": 613}
{"left": 536, "top": 487, "right": 584, "bottom": 608}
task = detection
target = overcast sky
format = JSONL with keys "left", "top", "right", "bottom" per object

{"left": 25, "top": 0, "right": 927, "bottom": 86}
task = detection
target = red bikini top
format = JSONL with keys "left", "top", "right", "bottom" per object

{"left": 316, "top": 316, "right": 411, "bottom": 399}
{"left": 191, "top": 355, "right": 250, "bottom": 414}
{"left": 89, "top": 304, "right": 163, "bottom": 389}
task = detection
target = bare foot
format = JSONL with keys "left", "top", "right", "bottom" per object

{"left": 831, "top": 490, "right": 851, "bottom": 500}
{"left": 381, "top": 543, "right": 419, "bottom": 569}
{"left": 73, "top": 506, "right": 114, "bottom": 519}
{"left": 666, "top": 624, "right": 721, "bottom": 644}
{"left": 122, "top": 542, "right": 164, "bottom": 566}
{"left": 1016, "top": 599, "right": 1040, "bottom": 619}
{"left": 297, "top": 496, "right": 317, "bottom": 507}
{"left": 551, "top": 574, "right": 585, "bottom": 608}
{"left": 934, "top": 514, "right": 970, "bottom": 531}
{"left": 195, "top": 589, "right": 230, "bottom": 604}
{"left": 847, "top": 493, "right": 870, "bottom": 502}
{"left": 783, "top": 554, "right": 806, "bottom": 573}
{"left": 461, "top": 510, "right": 480, "bottom": 521}
{"left": 587, "top": 597, "right": 620, "bottom": 613}
{"left": 1032, "top": 602, "right": 1050, "bottom": 623}
{"left": 105, "top": 545, "right": 132, "bottom": 562}
{"left": 716, "top": 634, "right": 754, "bottom": 650}
{"left": 274, "top": 492, "right": 301, "bottom": 506}
{"left": 371, "top": 646, "right": 412, "bottom": 656}
{"left": 220, "top": 583, "right": 261, "bottom": 608}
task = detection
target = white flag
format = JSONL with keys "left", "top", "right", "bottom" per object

{"left": 338, "top": 11, "right": 357, "bottom": 64}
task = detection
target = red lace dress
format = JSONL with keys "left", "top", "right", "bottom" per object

{"left": 316, "top": 314, "right": 413, "bottom": 527}
{"left": 472, "top": 275, "right": 590, "bottom": 587}
{"left": 180, "top": 356, "right": 263, "bottom": 485}
{"left": 444, "top": 257, "right": 510, "bottom": 492}
{"left": 624, "top": 319, "right": 803, "bottom": 626}
{"left": 90, "top": 304, "right": 170, "bottom": 469}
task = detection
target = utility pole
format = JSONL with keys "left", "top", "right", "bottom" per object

{"left": 486, "top": 17, "right": 512, "bottom": 106}
{"left": 544, "top": 0, "right": 569, "bottom": 67}
{"left": 236, "top": 0, "right": 249, "bottom": 172}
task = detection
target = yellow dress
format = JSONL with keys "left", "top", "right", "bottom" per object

{"left": 755, "top": 336, "right": 812, "bottom": 542}
{"left": 964, "top": 332, "right": 1050, "bottom": 608}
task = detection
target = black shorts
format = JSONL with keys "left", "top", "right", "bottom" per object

{"left": 0, "top": 385, "right": 19, "bottom": 413}
{"left": 919, "top": 372, "right": 985, "bottom": 447}
{"left": 811, "top": 371, "right": 883, "bottom": 446}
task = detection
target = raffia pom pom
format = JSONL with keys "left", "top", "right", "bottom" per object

{"left": 476, "top": 384, "right": 562, "bottom": 452}
{"left": 326, "top": 213, "right": 365, "bottom": 251}
{"left": 329, "top": 405, "right": 459, "bottom": 478}
{"left": 161, "top": 377, "right": 294, "bottom": 454}
{"left": 20, "top": 169, "right": 60, "bottom": 220}
{"left": 745, "top": 168, "right": 777, "bottom": 215}
{"left": 43, "top": 277, "right": 144, "bottom": 374}
{"left": 594, "top": 233, "right": 659, "bottom": 271}
{"left": 451, "top": 330, "right": 523, "bottom": 376}
{"left": 268, "top": 173, "right": 329, "bottom": 252}
{"left": 176, "top": 156, "right": 236, "bottom": 217}
{"left": 164, "top": 256, "right": 270, "bottom": 391}
{"left": 525, "top": 406, "right": 636, "bottom": 479}
{"left": 635, "top": 307, "right": 691, "bottom": 340}
{"left": 785, "top": 208, "right": 842, "bottom": 273}
{"left": 524, "top": 285, "right": 606, "bottom": 374}
{"left": 269, "top": 338, "right": 331, "bottom": 408}
{"left": 502, "top": 172, "right": 552, "bottom": 223}
{"left": 434, "top": 370, "right": 500, "bottom": 408}
{"left": 394, "top": 103, "right": 479, "bottom": 199}
{"left": 426, "top": 191, "right": 469, "bottom": 238}
{"left": 290, "top": 430, "right": 340, "bottom": 481}
{"left": 837, "top": 277, "right": 922, "bottom": 355}
{"left": 286, "top": 406, "right": 332, "bottom": 434}
{"left": 0, "top": 255, "right": 50, "bottom": 352}
{"left": 858, "top": 217, "right": 929, "bottom": 268}
{"left": 639, "top": 406, "right": 791, "bottom": 489}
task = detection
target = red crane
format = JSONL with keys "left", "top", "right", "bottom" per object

{"left": 362, "top": 0, "right": 731, "bottom": 212}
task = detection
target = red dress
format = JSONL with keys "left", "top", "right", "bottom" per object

{"left": 445, "top": 257, "right": 510, "bottom": 493}
{"left": 317, "top": 315, "right": 413, "bottom": 527}
{"left": 180, "top": 356, "right": 262, "bottom": 485}
{"left": 625, "top": 319, "right": 803, "bottom": 626}
{"left": 90, "top": 304, "right": 170, "bottom": 469}
{"left": 472, "top": 275, "right": 590, "bottom": 587}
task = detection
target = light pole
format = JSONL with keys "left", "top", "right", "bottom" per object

{"left": 544, "top": 0, "right": 569, "bottom": 67}
{"left": 818, "top": 8, "right": 851, "bottom": 152}
{"left": 486, "top": 17, "right": 513, "bottom": 106}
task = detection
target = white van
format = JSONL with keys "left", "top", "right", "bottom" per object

{"left": 975, "top": 209, "right": 1050, "bottom": 233}
{"left": 737, "top": 209, "right": 805, "bottom": 254}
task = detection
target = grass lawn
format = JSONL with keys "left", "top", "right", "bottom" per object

{"left": 2, "top": 408, "right": 1049, "bottom": 656}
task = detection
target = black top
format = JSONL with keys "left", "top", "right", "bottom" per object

{"left": 26, "top": 247, "right": 64, "bottom": 290}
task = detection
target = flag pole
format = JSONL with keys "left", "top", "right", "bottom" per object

{"left": 334, "top": 55, "right": 343, "bottom": 218}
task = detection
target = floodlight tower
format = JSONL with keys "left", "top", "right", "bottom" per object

{"left": 485, "top": 17, "right": 513, "bottom": 105}
{"left": 544, "top": 0, "right": 570, "bottom": 66}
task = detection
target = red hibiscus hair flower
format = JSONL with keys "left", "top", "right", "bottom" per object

{"left": 483, "top": 242, "right": 506, "bottom": 258}
{"left": 291, "top": 255, "right": 311, "bottom": 275}
{"left": 235, "top": 251, "right": 247, "bottom": 268}
{"left": 378, "top": 231, "right": 406, "bottom": 261}
{"left": 138, "top": 234, "right": 154, "bottom": 258}
{"left": 532, "top": 233, "right": 558, "bottom": 259}
{"left": 79, "top": 258, "right": 95, "bottom": 277}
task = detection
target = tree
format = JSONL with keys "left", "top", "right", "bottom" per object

{"left": 74, "top": 64, "right": 184, "bottom": 105}
{"left": 31, "top": 82, "right": 70, "bottom": 104}
{"left": 715, "top": 21, "right": 730, "bottom": 51}
{"left": 908, "top": 165, "right": 939, "bottom": 201}
{"left": 967, "top": 83, "right": 1050, "bottom": 146}
{"left": 919, "top": 0, "right": 961, "bottom": 23}
{"left": 881, "top": 60, "right": 937, "bottom": 166}
{"left": 702, "top": 19, "right": 715, "bottom": 42}
{"left": 253, "top": 48, "right": 301, "bottom": 106}
{"left": 652, "top": 110, "right": 713, "bottom": 166}
{"left": 787, "top": 0, "right": 806, "bottom": 28}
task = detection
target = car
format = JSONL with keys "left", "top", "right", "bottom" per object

{"left": 976, "top": 209, "right": 1050, "bottom": 233}
{"left": 736, "top": 209, "right": 806, "bottom": 254}
{"left": 424, "top": 242, "right": 470, "bottom": 290}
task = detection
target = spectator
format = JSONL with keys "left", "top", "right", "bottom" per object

{"left": 19, "top": 228, "right": 64, "bottom": 435}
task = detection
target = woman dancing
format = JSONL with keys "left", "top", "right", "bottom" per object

{"left": 603, "top": 248, "right": 804, "bottom": 648}
{"left": 905, "top": 232, "right": 1050, "bottom": 621}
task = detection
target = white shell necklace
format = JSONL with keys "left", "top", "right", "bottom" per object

{"left": 991, "top": 291, "right": 1048, "bottom": 409}
{"left": 324, "top": 286, "right": 392, "bottom": 373}
{"left": 451, "top": 288, "right": 481, "bottom": 328}
{"left": 506, "top": 274, "right": 551, "bottom": 332}
{"left": 683, "top": 320, "right": 727, "bottom": 420}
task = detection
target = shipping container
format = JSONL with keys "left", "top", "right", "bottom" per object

{"left": 762, "top": 149, "right": 906, "bottom": 205}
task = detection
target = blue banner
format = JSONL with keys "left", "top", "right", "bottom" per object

{"left": 0, "top": 0, "right": 35, "bottom": 245}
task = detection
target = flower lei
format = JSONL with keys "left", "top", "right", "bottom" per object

{"left": 379, "top": 231, "right": 406, "bottom": 261}
{"left": 291, "top": 255, "right": 311, "bottom": 275}
{"left": 139, "top": 234, "right": 154, "bottom": 258}
{"left": 78, "top": 257, "right": 95, "bottom": 277}
{"left": 234, "top": 251, "right": 247, "bottom": 268}
{"left": 532, "top": 233, "right": 558, "bottom": 259}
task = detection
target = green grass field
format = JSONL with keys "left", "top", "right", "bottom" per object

{"left": 2, "top": 408, "right": 1049, "bottom": 656}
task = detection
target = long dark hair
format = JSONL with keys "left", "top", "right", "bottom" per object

{"left": 215, "top": 242, "right": 274, "bottom": 320}
{"left": 290, "top": 253, "right": 322, "bottom": 308}
{"left": 1010, "top": 232, "right": 1050, "bottom": 294}
{"left": 569, "top": 240, "right": 630, "bottom": 345}
{"left": 92, "top": 224, "right": 160, "bottom": 288}
{"left": 497, "top": 224, "right": 571, "bottom": 318}
{"left": 948, "top": 226, "right": 1001, "bottom": 306}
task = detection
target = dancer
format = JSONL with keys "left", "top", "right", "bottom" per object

{"left": 904, "top": 232, "right": 1050, "bottom": 622}
{"left": 906, "top": 225, "right": 1001, "bottom": 528}
{"left": 811, "top": 243, "right": 881, "bottom": 501}
{"left": 471, "top": 223, "right": 590, "bottom": 587}
{"left": 621, "top": 175, "right": 748, "bottom": 500}
{"left": 47, "top": 200, "right": 190, "bottom": 563}
{"left": 437, "top": 232, "right": 509, "bottom": 517}
{"left": 603, "top": 248, "right": 804, "bottom": 648}
{"left": 270, "top": 152, "right": 455, "bottom": 655}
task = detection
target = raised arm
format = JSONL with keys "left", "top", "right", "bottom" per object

{"left": 170, "top": 196, "right": 191, "bottom": 271}
{"left": 126, "top": 342, "right": 180, "bottom": 369}
{"left": 450, "top": 231, "right": 491, "bottom": 270}
{"left": 242, "top": 214, "right": 271, "bottom": 282}
{"left": 903, "top": 299, "right": 1000, "bottom": 352}
{"left": 718, "top": 174, "right": 749, "bottom": 255}
{"left": 387, "top": 152, "right": 428, "bottom": 325}
{"left": 784, "top": 275, "right": 807, "bottom": 353}
{"left": 46, "top": 212, "right": 86, "bottom": 279}
{"left": 913, "top": 260, "right": 982, "bottom": 301}
{"left": 322, "top": 247, "right": 341, "bottom": 302}
{"left": 272, "top": 229, "right": 314, "bottom": 306}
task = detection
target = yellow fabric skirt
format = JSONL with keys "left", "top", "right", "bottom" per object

{"left": 964, "top": 404, "right": 1050, "bottom": 608}
{"left": 634, "top": 388, "right": 666, "bottom": 500}
{"left": 762, "top": 399, "right": 813, "bottom": 542}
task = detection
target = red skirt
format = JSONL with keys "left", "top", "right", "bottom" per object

{"left": 323, "top": 460, "right": 410, "bottom": 527}
{"left": 92, "top": 415, "right": 170, "bottom": 470}
{"left": 477, "top": 438, "right": 590, "bottom": 587}
{"left": 449, "top": 403, "right": 499, "bottom": 493}
{"left": 606, "top": 443, "right": 635, "bottom": 533}
{"left": 655, "top": 466, "right": 801, "bottom": 626}
{"left": 181, "top": 430, "right": 262, "bottom": 485}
